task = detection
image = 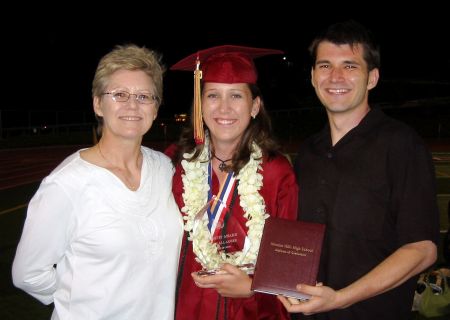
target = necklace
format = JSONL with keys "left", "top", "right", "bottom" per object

{"left": 213, "top": 154, "right": 232, "bottom": 172}
{"left": 97, "top": 143, "right": 139, "bottom": 191}
{"left": 181, "top": 136, "right": 268, "bottom": 270}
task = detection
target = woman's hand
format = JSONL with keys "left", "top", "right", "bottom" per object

{"left": 192, "top": 263, "right": 254, "bottom": 298}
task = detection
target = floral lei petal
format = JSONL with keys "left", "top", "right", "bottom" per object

{"left": 181, "top": 137, "right": 267, "bottom": 270}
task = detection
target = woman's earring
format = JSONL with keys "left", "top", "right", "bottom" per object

{"left": 251, "top": 114, "right": 256, "bottom": 119}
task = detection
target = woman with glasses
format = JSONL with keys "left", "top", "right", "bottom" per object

{"left": 12, "top": 44, "right": 183, "bottom": 320}
{"left": 168, "top": 45, "right": 298, "bottom": 320}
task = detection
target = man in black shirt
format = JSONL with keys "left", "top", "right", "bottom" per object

{"left": 278, "top": 20, "right": 440, "bottom": 320}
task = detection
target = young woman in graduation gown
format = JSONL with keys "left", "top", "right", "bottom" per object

{"left": 168, "top": 45, "right": 298, "bottom": 320}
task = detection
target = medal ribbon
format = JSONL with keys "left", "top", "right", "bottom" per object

{"left": 207, "top": 162, "right": 237, "bottom": 237}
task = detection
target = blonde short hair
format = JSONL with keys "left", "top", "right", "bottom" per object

{"left": 92, "top": 44, "right": 165, "bottom": 108}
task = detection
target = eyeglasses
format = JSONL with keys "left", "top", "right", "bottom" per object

{"left": 102, "top": 90, "right": 159, "bottom": 105}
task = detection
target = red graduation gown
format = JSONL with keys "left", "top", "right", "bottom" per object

{"left": 172, "top": 154, "right": 298, "bottom": 320}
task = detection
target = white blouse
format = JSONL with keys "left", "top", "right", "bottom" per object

{"left": 12, "top": 147, "right": 183, "bottom": 320}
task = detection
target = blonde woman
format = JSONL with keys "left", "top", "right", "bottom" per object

{"left": 12, "top": 44, "right": 183, "bottom": 320}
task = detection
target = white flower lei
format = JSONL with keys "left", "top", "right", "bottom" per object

{"left": 181, "top": 137, "right": 269, "bottom": 270}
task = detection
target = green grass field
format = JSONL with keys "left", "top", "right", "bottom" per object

{"left": 435, "top": 155, "right": 450, "bottom": 231}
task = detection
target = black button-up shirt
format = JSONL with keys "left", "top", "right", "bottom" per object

{"left": 294, "top": 108, "right": 440, "bottom": 320}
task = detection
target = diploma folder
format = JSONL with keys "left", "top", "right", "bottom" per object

{"left": 251, "top": 217, "right": 325, "bottom": 300}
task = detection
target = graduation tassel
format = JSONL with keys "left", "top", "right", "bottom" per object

{"left": 170, "top": 45, "right": 284, "bottom": 145}
{"left": 193, "top": 56, "right": 204, "bottom": 144}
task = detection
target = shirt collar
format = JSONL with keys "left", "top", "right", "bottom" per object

{"left": 312, "top": 108, "right": 386, "bottom": 151}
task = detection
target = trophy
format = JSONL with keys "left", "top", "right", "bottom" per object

{"left": 192, "top": 196, "right": 255, "bottom": 275}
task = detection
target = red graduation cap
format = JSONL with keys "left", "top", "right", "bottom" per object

{"left": 171, "top": 45, "right": 283, "bottom": 83}
{"left": 171, "top": 45, "right": 283, "bottom": 144}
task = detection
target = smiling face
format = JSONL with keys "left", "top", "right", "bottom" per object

{"left": 94, "top": 69, "right": 158, "bottom": 141}
{"left": 202, "top": 82, "right": 260, "bottom": 148}
{"left": 311, "top": 41, "right": 379, "bottom": 117}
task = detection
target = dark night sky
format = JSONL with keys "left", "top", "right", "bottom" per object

{"left": 3, "top": 6, "right": 450, "bottom": 120}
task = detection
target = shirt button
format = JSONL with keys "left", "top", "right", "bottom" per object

{"left": 326, "top": 152, "right": 333, "bottom": 159}
{"left": 320, "top": 179, "right": 326, "bottom": 185}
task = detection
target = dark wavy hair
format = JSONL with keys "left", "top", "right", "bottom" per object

{"left": 173, "top": 83, "right": 280, "bottom": 175}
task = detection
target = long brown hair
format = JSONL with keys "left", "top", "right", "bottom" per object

{"left": 174, "top": 84, "right": 280, "bottom": 174}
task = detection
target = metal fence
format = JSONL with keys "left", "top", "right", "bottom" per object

{"left": 0, "top": 108, "right": 184, "bottom": 148}
{"left": 1, "top": 101, "right": 449, "bottom": 149}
